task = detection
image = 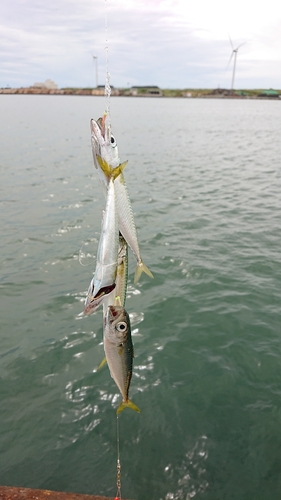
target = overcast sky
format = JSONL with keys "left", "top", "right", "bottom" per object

{"left": 1, "top": 0, "right": 281, "bottom": 89}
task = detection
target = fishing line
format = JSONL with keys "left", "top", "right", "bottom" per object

{"left": 103, "top": 4, "right": 124, "bottom": 499}
{"left": 115, "top": 414, "right": 122, "bottom": 500}
{"left": 78, "top": 232, "right": 99, "bottom": 267}
{"left": 104, "top": 0, "right": 111, "bottom": 127}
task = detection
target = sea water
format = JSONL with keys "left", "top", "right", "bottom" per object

{"left": 1, "top": 95, "right": 281, "bottom": 499}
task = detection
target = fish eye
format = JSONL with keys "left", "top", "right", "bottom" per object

{"left": 116, "top": 321, "right": 127, "bottom": 332}
{"left": 111, "top": 135, "right": 117, "bottom": 148}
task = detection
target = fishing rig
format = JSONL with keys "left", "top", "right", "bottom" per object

{"left": 82, "top": 3, "right": 153, "bottom": 499}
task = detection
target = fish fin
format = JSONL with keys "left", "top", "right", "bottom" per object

{"left": 134, "top": 261, "right": 154, "bottom": 284}
{"left": 116, "top": 399, "right": 141, "bottom": 415}
{"left": 97, "top": 357, "right": 107, "bottom": 371}
{"left": 118, "top": 345, "right": 123, "bottom": 356}
{"left": 111, "top": 160, "right": 128, "bottom": 180}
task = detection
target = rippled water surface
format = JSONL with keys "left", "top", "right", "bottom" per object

{"left": 1, "top": 95, "right": 281, "bottom": 499}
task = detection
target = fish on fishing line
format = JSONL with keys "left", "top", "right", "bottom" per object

{"left": 84, "top": 175, "right": 122, "bottom": 315}
{"left": 104, "top": 304, "right": 141, "bottom": 415}
{"left": 102, "top": 232, "right": 129, "bottom": 312}
{"left": 90, "top": 113, "right": 153, "bottom": 284}
{"left": 95, "top": 233, "right": 128, "bottom": 371}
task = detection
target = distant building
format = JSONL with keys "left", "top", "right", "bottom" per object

{"left": 130, "top": 86, "right": 162, "bottom": 97}
{"left": 32, "top": 79, "right": 58, "bottom": 90}
{"left": 92, "top": 86, "right": 120, "bottom": 96}
{"left": 97, "top": 84, "right": 115, "bottom": 89}
{"left": 258, "top": 89, "right": 279, "bottom": 98}
{"left": 33, "top": 82, "right": 45, "bottom": 88}
{"left": 208, "top": 88, "right": 235, "bottom": 97}
{"left": 45, "top": 79, "right": 58, "bottom": 89}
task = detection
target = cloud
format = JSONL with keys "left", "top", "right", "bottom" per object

{"left": 1, "top": 0, "right": 281, "bottom": 89}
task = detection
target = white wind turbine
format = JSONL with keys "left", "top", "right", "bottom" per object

{"left": 92, "top": 55, "right": 98, "bottom": 88}
{"left": 228, "top": 36, "right": 246, "bottom": 90}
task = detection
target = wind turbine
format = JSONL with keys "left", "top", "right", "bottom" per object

{"left": 228, "top": 36, "right": 246, "bottom": 90}
{"left": 92, "top": 55, "right": 98, "bottom": 88}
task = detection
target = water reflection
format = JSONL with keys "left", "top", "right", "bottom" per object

{"left": 163, "top": 435, "right": 209, "bottom": 500}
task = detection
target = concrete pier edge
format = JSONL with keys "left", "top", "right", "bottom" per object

{"left": 0, "top": 486, "right": 130, "bottom": 500}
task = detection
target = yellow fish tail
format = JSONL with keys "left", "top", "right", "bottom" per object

{"left": 116, "top": 399, "right": 141, "bottom": 415}
{"left": 112, "top": 161, "right": 128, "bottom": 180}
{"left": 134, "top": 261, "right": 154, "bottom": 284}
{"left": 97, "top": 155, "right": 128, "bottom": 181}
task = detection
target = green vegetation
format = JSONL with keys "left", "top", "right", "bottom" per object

{"left": 162, "top": 88, "right": 281, "bottom": 97}
{"left": 161, "top": 89, "right": 186, "bottom": 97}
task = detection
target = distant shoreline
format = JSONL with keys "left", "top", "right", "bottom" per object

{"left": 1, "top": 87, "right": 281, "bottom": 99}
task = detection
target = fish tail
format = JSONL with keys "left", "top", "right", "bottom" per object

{"left": 117, "top": 399, "right": 141, "bottom": 415}
{"left": 97, "top": 155, "right": 128, "bottom": 181}
{"left": 134, "top": 261, "right": 154, "bottom": 284}
{"left": 111, "top": 160, "right": 128, "bottom": 180}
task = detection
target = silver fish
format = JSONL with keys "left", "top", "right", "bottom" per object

{"left": 104, "top": 305, "right": 140, "bottom": 414}
{"left": 102, "top": 232, "right": 128, "bottom": 313}
{"left": 84, "top": 177, "right": 119, "bottom": 315}
{"left": 90, "top": 115, "right": 153, "bottom": 284}
{"left": 113, "top": 233, "right": 128, "bottom": 307}
{"left": 97, "top": 234, "right": 129, "bottom": 372}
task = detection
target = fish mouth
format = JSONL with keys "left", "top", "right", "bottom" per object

{"left": 91, "top": 116, "right": 107, "bottom": 142}
{"left": 84, "top": 296, "right": 103, "bottom": 315}
{"left": 96, "top": 115, "right": 106, "bottom": 140}
{"left": 84, "top": 283, "right": 116, "bottom": 315}
{"left": 90, "top": 119, "right": 103, "bottom": 159}
{"left": 93, "top": 283, "right": 116, "bottom": 300}
{"left": 107, "top": 304, "right": 125, "bottom": 323}
{"left": 108, "top": 305, "right": 121, "bottom": 319}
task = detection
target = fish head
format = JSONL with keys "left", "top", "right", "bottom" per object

{"left": 90, "top": 114, "right": 120, "bottom": 171}
{"left": 105, "top": 305, "right": 130, "bottom": 342}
